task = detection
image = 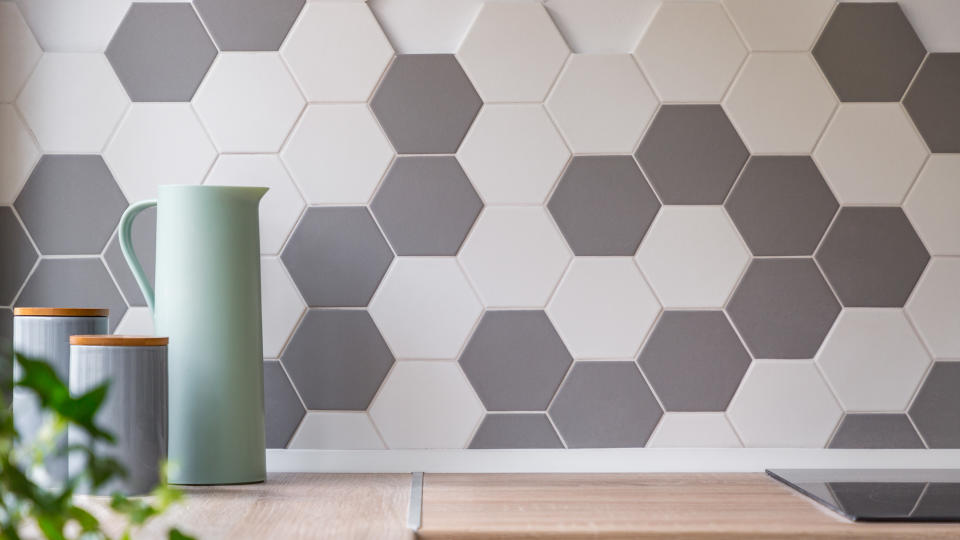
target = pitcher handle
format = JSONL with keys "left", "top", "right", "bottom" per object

{"left": 119, "top": 200, "right": 158, "bottom": 313}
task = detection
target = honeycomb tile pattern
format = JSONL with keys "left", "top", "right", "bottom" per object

{"left": 3, "top": 0, "right": 958, "bottom": 451}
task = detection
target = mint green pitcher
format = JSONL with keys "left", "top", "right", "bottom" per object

{"left": 119, "top": 185, "right": 267, "bottom": 485}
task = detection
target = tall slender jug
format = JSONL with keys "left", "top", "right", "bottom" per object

{"left": 118, "top": 185, "right": 267, "bottom": 485}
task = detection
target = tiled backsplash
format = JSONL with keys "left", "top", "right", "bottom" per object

{"left": 1, "top": 0, "right": 959, "bottom": 451}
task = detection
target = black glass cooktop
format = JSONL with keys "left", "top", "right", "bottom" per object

{"left": 767, "top": 469, "right": 960, "bottom": 522}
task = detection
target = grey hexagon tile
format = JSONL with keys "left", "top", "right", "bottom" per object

{"left": 914, "top": 484, "right": 960, "bottom": 518}
{"left": 15, "top": 155, "right": 127, "bottom": 256}
{"left": 547, "top": 156, "right": 660, "bottom": 256}
{"left": 103, "top": 206, "right": 155, "bottom": 307}
{"left": 469, "top": 414, "right": 563, "bottom": 449}
{"left": 370, "top": 54, "right": 481, "bottom": 154}
{"left": 264, "top": 360, "right": 305, "bottom": 449}
{"left": 637, "top": 311, "right": 750, "bottom": 412}
{"left": 909, "top": 362, "right": 960, "bottom": 448}
{"left": 727, "top": 259, "right": 841, "bottom": 359}
{"left": 816, "top": 207, "right": 929, "bottom": 308}
{"left": 904, "top": 54, "right": 960, "bottom": 153}
{"left": 281, "top": 207, "right": 393, "bottom": 307}
{"left": 829, "top": 414, "right": 924, "bottom": 449}
{"left": 725, "top": 156, "right": 838, "bottom": 256}
{"left": 281, "top": 309, "right": 394, "bottom": 410}
{"left": 106, "top": 3, "right": 216, "bottom": 102}
{"left": 0, "top": 307, "right": 10, "bottom": 344}
{"left": 15, "top": 259, "right": 126, "bottom": 332}
{"left": 194, "top": 0, "right": 304, "bottom": 51}
{"left": 813, "top": 3, "right": 926, "bottom": 102}
{"left": 370, "top": 156, "right": 482, "bottom": 256}
{"left": 0, "top": 206, "right": 37, "bottom": 306}
{"left": 548, "top": 362, "right": 662, "bottom": 448}
{"left": 459, "top": 310, "right": 572, "bottom": 412}
{"left": 636, "top": 105, "right": 749, "bottom": 205}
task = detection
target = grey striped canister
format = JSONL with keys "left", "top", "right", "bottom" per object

{"left": 12, "top": 308, "right": 109, "bottom": 485}
{"left": 68, "top": 335, "right": 168, "bottom": 495}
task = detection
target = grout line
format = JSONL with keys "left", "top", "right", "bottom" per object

{"left": 407, "top": 472, "right": 423, "bottom": 531}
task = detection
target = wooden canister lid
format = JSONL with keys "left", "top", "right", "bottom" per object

{"left": 14, "top": 308, "right": 109, "bottom": 317}
{"left": 70, "top": 335, "right": 168, "bottom": 347}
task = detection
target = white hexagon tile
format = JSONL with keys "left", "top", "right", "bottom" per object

{"left": 259, "top": 257, "right": 306, "bottom": 359}
{"left": 0, "top": 104, "right": 40, "bottom": 204}
{"left": 647, "top": 413, "right": 742, "bottom": 448}
{"left": 0, "top": 2, "right": 41, "bottom": 104}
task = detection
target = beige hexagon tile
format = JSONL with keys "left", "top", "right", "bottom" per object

{"left": 906, "top": 258, "right": 960, "bottom": 359}
{"left": 288, "top": 412, "right": 385, "bottom": 450}
{"left": 899, "top": 0, "right": 960, "bottom": 52}
{"left": 904, "top": 155, "right": 960, "bottom": 256}
{"left": 546, "top": 54, "right": 658, "bottom": 154}
{"left": 112, "top": 306, "right": 155, "bottom": 336}
{"left": 647, "top": 413, "right": 742, "bottom": 448}
{"left": 259, "top": 257, "right": 306, "bottom": 359}
{"left": 0, "top": 104, "right": 39, "bottom": 205}
{"left": 813, "top": 104, "right": 928, "bottom": 205}
{"left": 544, "top": 0, "right": 659, "bottom": 53}
{"left": 723, "top": 0, "right": 835, "bottom": 51}
{"left": 0, "top": 2, "right": 41, "bottom": 103}
{"left": 104, "top": 103, "right": 216, "bottom": 203}
{"left": 633, "top": 1, "right": 746, "bottom": 102}
{"left": 15, "top": 0, "right": 131, "bottom": 52}
{"left": 369, "top": 361, "right": 484, "bottom": 449}
{"left": 724, "top": 53, "right": 837, "bottom": 154}
{"left": 459, "top": 207, "right": 572, "bottom": 308}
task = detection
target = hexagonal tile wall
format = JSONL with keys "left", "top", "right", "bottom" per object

{"left": 0, "top": 206, "right": 37, "bottom": 306}
{"left": 726, "top": 156, "right": 838, "bottom": 257}
{"left": 813, "top": 2, "right": 926, "bottom": 102}
{"left": 549, "top": 361, "right": 662, "bottom": 448}
{"left": 103, "top": 206, "right": 155, "bottom": 307}
{"left": 104, "top": 103, "right": 217, "bottom": 203}
{"left": 909, "top": 362, "right": 960, "bottom": 448}
{"left": 545, "top": 54, "right": 657, "bottom": 154}
{"left": 282, "top": 2, "right": 393, "bottom": 103}
{"left": 205, "top": 155, "right": 305, "bottom": 256}
{"left": 904, "top": 53, "right": 960, "bottom": 153}
{"left": 458, "top": 207, "right": 571, "bottom": 308}
{"left": 105, "top": 3, "right": 216, "bottom": 102}
{"left": 727, "top": 259, "right": 840, "bottom": 359}
{"left": 906, "top": 258, "right": 960, "bottom": 358}
{"left": 727, "top": 361, "right": 842, "bottom": 448}
{"left": 289, "top": 412, "right": 385, "bottom": 450}
{"left": 546, "top": 258, "right": 660, "bottom": 359}
{"left": 259, "top": 258, "right": 305, "bottom": 359}
{"left": 459, "top": 310, "right": 572, "bottom": 411}
{"left": 193, "top": 0, "right": 304, "bottom": 52}
{"left": 16, "top": 259, "right": 126, "bottom": 332}
{"left": 636, "top": 105, "right": 749, "bottom": 205}
{"left": 646, "top": 413, "right": 742, "bottom": 448}
{"left": 633, "top": 2, "right": 746, "bottom": 102}
{"left": 638, "top": 311, "right": 751, "bottom": 412}
{"left": 369, "top": 258, "right": 482, "bottom": 360}
{"left": 723, "top": 53, "right": 836, "bottom": 154}
{"left": 281, "top": 309, "right": 394, "bottom": 411}
{"left": 0, "top": 2, "right": 41, "bottom": 103}
{"left": 544, "top": 0, "right": 659, "bottom": 54}
{"left": 898, "top": 0, "right": 960, "bottom": 52}
{"left": 548, "top": 156, "right": 660, "bottom": 256}
{"left": 456, "top": 104, "right": 570, "bottom": 205}
{"left": 0, "top": 104, "right": 40, "bottom": 205}
{"left": 193, "top": 53, "right": 305, "bottom": 153}
{"left": 14, "top": 0, "right": 130, "bottom": 52}
{"left": 635, "top": 206, "right": 749, "bottom": 308}
{"left": 905, "top": 156, "right": 960, "bottom": 255}
{"left": 281, "top": 207, "right": 393, "bottom": 308}
{"left": 15, "top": 155, "right": 127, "bottom": 255}
{"left": 370, "top": 360, "right": 485, "bottom": 449}
{"left": 370, "top": 156, "right": 482, "bottom": 256}
{"left": 722, "top": 0, "right": 834, "bottom": 52}
{"left": 16, "top": 53, "right": 128, "bottom": 153}
{"left": 0, "top": 308, "right": 11, "bottom": 343}
{"left": 457, "top": 2, "right": 569, "bottom": 102}
{"left": 816, "top": 207, "right": 929, "bottom": 308}
{"left": 829, "top": 414, "right": 924, "bottom": 449}
{"left": 263, "top": 360, "right": 305, "bottom": 449}
{"left": 370, "top": 54, "right": 481, "bottom": 154}
{"left": 368, "top": 0, "right": 482, "bottom": 54}
{"left": 813, "top": 104, "right": 928, "bottom": 205}
{"left": 469, "top": 413, "right": 563, "bottom": 449}
{"left": 815, "top": 309, "right": 931, "bottom": 412}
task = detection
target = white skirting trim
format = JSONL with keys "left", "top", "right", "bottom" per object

{"left": 266, "top": 448, "right": 960, "bottom": 473}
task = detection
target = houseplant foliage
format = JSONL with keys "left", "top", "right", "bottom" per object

{"left": 0, "top": 342, "right": 194, "bottom": 540}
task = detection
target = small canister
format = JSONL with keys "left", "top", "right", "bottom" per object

{"left": 68, "top": 335, "right": 168, "bottom": 495}
{"left": 13, "top": 308, "right": 109, "bottom": 484}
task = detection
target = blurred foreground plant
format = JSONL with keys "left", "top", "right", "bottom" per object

{"left": 0, "top": 341, "right": 193, "bottom": 540}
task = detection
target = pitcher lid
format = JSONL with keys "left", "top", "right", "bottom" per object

{"left": 70, "top": 335, "right": 168, "bottom": 347}
{"left": 14, "top": 308, "right": 108, "bottom": 317}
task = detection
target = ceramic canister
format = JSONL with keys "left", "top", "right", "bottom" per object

{"left": 12, "top": 308, "right": 109, "bottom": 484}
{"left": 68, "top": 335, "right": 168, "bottom": 495}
